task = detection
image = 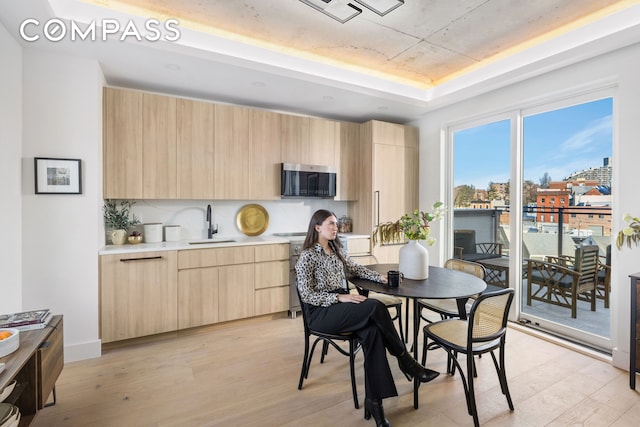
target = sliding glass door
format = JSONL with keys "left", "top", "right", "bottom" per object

{"left": 450, "top": 94, "right": 613, "bottom": 352}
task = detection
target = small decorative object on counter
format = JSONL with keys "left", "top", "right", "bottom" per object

{"left": 338, "top": 215, "right": 353, "bottom": 233}
{"left": 128, "top": 231, "right": 143, "bottom": 244}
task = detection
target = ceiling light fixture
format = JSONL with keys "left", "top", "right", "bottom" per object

{"left": 353, "top": 0, "right": 404, "bottom": 16}
{"left": 299, "top": 0, "right": 362, "bottom": 24}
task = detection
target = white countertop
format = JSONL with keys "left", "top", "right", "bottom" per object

{"left": 99, "top": 233, "right": 371, "bottom": 255}
{"left": 99, "top": 235, "right": 290, "bottom": 255}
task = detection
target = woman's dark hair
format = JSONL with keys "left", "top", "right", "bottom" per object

{"left": 303, "top": 209, "right": 346, "bottom": 263}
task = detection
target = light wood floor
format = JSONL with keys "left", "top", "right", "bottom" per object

{"left": 33, "top": 312, "right": 640, "bottom": 427}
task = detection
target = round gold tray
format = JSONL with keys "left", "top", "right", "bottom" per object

{"left": 236, "top": 204, "right": 269, "bottom": 236}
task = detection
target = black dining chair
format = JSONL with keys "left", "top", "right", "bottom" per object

{"left": 296, "top": 285, "right": 362, "bottom": 409}
{"left": 422, "top": 288, "right": 515, "bottom": 427}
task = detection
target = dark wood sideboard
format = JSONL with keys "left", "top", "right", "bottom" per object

{"left": 0, "top": 315, "right": 63, "bottom": 426}
{"left": 631, "top": 274, "right": 640, "bottom": 389}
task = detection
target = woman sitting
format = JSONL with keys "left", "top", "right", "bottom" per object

{"left": 296, "top": 209, "right": 439, "bottom": 427}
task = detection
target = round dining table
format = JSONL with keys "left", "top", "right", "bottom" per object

{"left": 349, "top": 263, "right": 487, "bottom": 409}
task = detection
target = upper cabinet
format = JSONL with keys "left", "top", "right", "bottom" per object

{"left": 103, "top": 88, "right": 408, "bottom": 203}
{"left": 280, "top": 114, "right": 309, "bottom": 164}
{"left": 215, "top": 104, "right": 250, "bottom": 199}
{"left": 103, "top": 87, "right": 143, "bottom": 199}
{"left": 143, "top": 93, "right": 177, "bottom": 199}
{"left": 103, "top": 88, "right": 178, "bottom": 199}
{"left": 177, "top": 98, "right": 215, "bottom": 199}
{"left": 249, "top": 109, "right": 282, "bottom": 200}
{"left": 309, "top": 117, "right": 338, "bottom": 167}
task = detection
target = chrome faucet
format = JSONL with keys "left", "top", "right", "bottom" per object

{"left": 206, "top": 204, "right": 218, "bottom": 238}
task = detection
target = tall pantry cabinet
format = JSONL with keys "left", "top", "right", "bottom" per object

{"left": 350, "top": 120, "right": 419, "bottom": 263}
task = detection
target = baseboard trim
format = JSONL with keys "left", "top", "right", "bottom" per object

{"left": 64, "top": 339, "right": 102, "bottom": 363}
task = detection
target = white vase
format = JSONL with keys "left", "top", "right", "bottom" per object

{"left": 399, "top": 240, "right": 429, "bottom": 280}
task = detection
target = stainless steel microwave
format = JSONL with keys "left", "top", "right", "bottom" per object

{"left": 281, "top": 163, "right": 337, "bottom": 198}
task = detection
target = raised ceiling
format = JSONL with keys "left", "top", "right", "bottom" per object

{"left": 84, "top": 0, "right": 630, "bottom": 88}
{"left": 1, "top": 0, "right": 640, "bottom": 122}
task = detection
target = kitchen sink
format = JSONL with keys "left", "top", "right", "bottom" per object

{"left": 188, "top": 239, "right": 236, "bottom": 245}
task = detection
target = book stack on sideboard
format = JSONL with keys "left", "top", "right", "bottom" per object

{"left": 0, "top": 310, "right": 51, "bottom": 332}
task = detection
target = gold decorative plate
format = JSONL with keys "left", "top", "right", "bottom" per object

{"left": 236, "top": 204, "right": 269, "bottom": 236}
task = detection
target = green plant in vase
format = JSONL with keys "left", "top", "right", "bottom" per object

{"left": 372, "top": 202, "right": 445, "bottom": 280}
{"left": 103, "top": 199, "right": 141, "bottom": 244}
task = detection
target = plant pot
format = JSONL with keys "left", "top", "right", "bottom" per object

{"left": 111, "top": 229, "right": 127, "bottom": 245}
{"left": 399, "top": 240, "right": 429, "bottom": 279}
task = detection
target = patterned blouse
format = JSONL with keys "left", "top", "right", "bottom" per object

{"left": 295, "top": 243, "right": 384, "bottom": 307}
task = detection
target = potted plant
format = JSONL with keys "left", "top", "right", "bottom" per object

{"left": 372, "top": 202, "right": 445, "bottom": 279}
{"left": 103, "top": 199, "right": 140, "bottom": 245}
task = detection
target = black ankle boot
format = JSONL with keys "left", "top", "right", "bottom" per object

{"left": 364, "top": 398, "right": 391, "bottom": 427}
{"left": 398, "top": 352, "right": 440, "bottom": 383}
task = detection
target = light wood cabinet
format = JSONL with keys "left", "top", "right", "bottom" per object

{"left": 177, "top": 245, "right": 261, "bottom": 329}
{"left": 215, "top": 104, "right": 250, "bottom": 199}
{"left": 143, "top": 93, "right": 177, "bottom": 198}
{"left": 349, "top": 120, "right": 419, "bottom": 263}
{"left": 103, "top": 88, "right": 178, "bottom": 199}
{"left": 336, "top": 121, "right": 359, "bottom": 200}
{"left": 309, "top": 116, "right": 338, "bottom": 167}
{"left": 103, "top": 87, "right": 143, "bottom": 198}
{"left": 249, "top": 109, "right": 282, "bottom": 199}
{"left": 281, "top": 114, "right": 309, "bottom": 164}
{"left": 177, "top": 98, "right": 215, "bottom": 199}
{"left": 103, "top": 87, "right": 365, "bottom": 200}
{"left": 254, "top": 244, "right": 289, "bottom": 315}
{"left": 100, "top": 251, "right": 178, "bottom": 343}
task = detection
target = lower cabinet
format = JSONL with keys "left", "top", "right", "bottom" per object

{"left": 100, "top": 251, "right": 178, "bottom": 343}
{"left": 176, "top": 243, "right": 288, "bottom": 330}
{"left": 100, "top": 244, "right": 289, "bottom": 342}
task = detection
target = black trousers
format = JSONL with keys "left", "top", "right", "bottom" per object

{"left": 307, "top": 298, "right": 406, "bottom": 399}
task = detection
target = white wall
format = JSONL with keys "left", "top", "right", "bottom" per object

{"left": 0, "top": 23, "right": 22, "bottom": 315}
{"left": 21, "top": 49, "right": 105, "bottom": 362}
{"left": 415, "top": 42, "right": 640, "bottom": 370}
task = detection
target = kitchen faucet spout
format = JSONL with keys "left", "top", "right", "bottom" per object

{"left": 206, "top": 204, "right": 218, "bottom": 238}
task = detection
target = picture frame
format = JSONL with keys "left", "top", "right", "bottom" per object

{"left": 34, "top": 157, "right": 82, "bottom": 194}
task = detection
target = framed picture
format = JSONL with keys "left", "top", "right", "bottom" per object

{"left": 34, "top": 157, "right": 82, "bottom": 194}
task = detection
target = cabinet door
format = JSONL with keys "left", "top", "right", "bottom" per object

{"left": 143, "top": 93, "right": 177, "bottom": 198}
{"left": 281, "top": 115, "right": 309, "bottom": 164}
{"left": 249, "top": 109, "right": 282, "bottom": 199}
{"left": 309, "top": 117, "right": 337, "bottom": 167}
{"left": 103, "top": 87, "right": 143, "bottom": 198}
{"left": 177, "top": 99, "right": 215, "bottom": 199}
{"left": 337, "top": 121, "right": 359, "bottom": 201}
{"left": 100, "top": 251, "right": 177, "bottom": 343}
{"left": 178, "top": 267, "right": 219, "bottom": 329}
{"left": 218, "top": 264, "right": 255, "bottom": 322}
{"left": 215, "top": 104, "right": 250, "bottom": 199}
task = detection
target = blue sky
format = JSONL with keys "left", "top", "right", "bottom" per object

{"left": 454, "top": 98, "right": 613, "bottom": 189}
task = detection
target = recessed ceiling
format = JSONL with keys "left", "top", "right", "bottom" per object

{"left": 82, "top": 0, "right": 630, "bottom": 87}
{"left": 1, "top": 0, "right": 639, "bottom": 123}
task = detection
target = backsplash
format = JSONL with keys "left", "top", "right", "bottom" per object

{"left": 110, "top": 199, "right": 349, "bottom": 244}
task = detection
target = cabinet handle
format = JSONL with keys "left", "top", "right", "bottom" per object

{"left": 120, "top": 256, "right": 163, "bottom": 262}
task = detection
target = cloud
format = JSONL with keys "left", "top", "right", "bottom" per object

{"left": 560, "top": 114, "right": 612, "bottom": 152}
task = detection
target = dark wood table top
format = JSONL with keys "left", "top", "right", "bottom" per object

{"left": 349, "top": 263, "right": 486, "bottom": 300}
